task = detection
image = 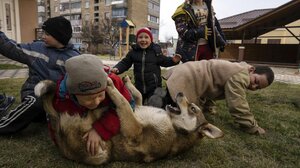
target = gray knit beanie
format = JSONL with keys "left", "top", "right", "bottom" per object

{"left": 65, "top": 54, "right": 107, "bottom": 95}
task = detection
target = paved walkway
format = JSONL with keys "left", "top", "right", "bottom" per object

{"left": 1, "top": 57, "right": 300, "bottom": 84}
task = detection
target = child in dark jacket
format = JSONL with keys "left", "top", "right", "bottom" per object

{"left": 0, "top": 16, "right": 80, "bottom": 134}
{"left": 51, "top": 54, "right": 134, "bottom": 156}
{"left": 111, "top": 27, "right": 181, "bottom": 104}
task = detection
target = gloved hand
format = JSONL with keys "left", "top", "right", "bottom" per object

{"left": 111, "top": 67, "right": 119, "bottom": 74}
{"left": 196, "top": 25, "right": 208, "bottom": 40}
{"left": 219, "top": 45, "right": 225, "bottom": 52}
{"left": 172, "top": 54, "right": 182, "bottom": 63}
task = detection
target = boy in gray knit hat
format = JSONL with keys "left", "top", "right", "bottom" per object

{"left": 66, "top": 54, "right": 107, "bottom": 97}
{"left": 51, "top": 54, "right": 134, "bottom": 156}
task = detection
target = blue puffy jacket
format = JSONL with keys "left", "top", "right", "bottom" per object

{"left": 0, "top": 31, "right": 80, "bottom": 99}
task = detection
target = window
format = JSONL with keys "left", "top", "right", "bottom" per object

{"left": 64, "top": 15, "right": 70, "bottom": 20}
{"left": 105, "top": 12, "right": 110, "bottom": 19}
{"left": 5, "top": 3, "right": 12, "bottom": 31}
{"left": 148, "top": 2, "right": 152, "bottom": 9}
{"left": 85, "top": 1, "right": 90, "bottom": 8}
{"left": 148, "top": 2, "right": 159, "bottom": 12}
{"left": 148, "top": 15, "right": 159, "bottom": 24}
{"left": 111, "top": 0, "right": 124, "bottom": 4}
{"left": 244, "top": 39, "right": 261, "bottom": 44}
{"left": 71, "top": 2, "right": 81, "bottom": 9}
{"left": 38, "top": 6, "right": 45, "bottom": 12}
{"left": 267, "top": 39, "right": 281, "bottom": 44}
{"left": 154, "top": 4, "right": 159, "bottom": 11}
{"left": 112, "top": 8, "right": 127, "bottom": 18}
{"left": 60, "top": 4, "right": 69, "bottom": 11}
{"left": 151, "top": 28, "right": 159, "bottom": 39}
{"left": 94, "top": 0, "right": 99, "bottom": 4}
{"left": 73, "top": 26, "right": 81, "bottom": 33}
{"left": 84, "top": 14, "right": 90, "bottom": 21}
{"left": 105, "top": 0, "right": 111, "bottom": 5}
{"left": 94, "top": 6, "right": 99, "bottom": 11}
{"left": 38, "top": 16, "right": 43, "bottom": 24}
{"left": 74, "top": 37, "right": 81, "bottom": 43}
{"left": 70, "top": 14, "right": 81, "bottom": 20}
{"left": 151, "top": 28, "right": 158, "bottom": 35}
{"left": 60, "top": 2, "right": 81, "bottom": 11}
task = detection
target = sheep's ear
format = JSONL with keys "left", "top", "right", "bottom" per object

{"left": 162, "top": 68, "right": 173, "bottom": 80}
{"left": 199, "top": 123, "right": 224, "bottom": 139}
{"left": 166, "top": 105, "right": 180, "bottom": 115}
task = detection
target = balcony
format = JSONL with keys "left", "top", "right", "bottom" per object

{"left": 111, "top": 8, "right": 127, "bottom": 19}
{"left": 70, "top": 20, "right": 82, "bottom": 26}
{"left": 71, "top": 8, "right": 81, "bottom": 13}
{"left": 37, "top": 2, "right": 45, "bottom": 6}
{"left": 60, "top": 0, "right": 81, "bottom": 3}
{"left": 111, "top": 0, "right": 127, "bottom": 8}
{"left": 61, "top": 8, "right": 81, "bottom": 15}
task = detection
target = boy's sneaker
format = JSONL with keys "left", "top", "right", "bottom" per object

{"left": 0, "top": 93, "right": 15, "bottom": 115}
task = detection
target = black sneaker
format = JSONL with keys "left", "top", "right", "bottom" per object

{"left": 0, "top": 93, "right": 15, "bottom": 114}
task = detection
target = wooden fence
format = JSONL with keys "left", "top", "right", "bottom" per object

{"left": 220, "top": 44, "right": 300, "bottom": 66}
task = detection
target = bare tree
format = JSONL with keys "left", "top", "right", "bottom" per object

{"left": 99, "top": 17, "right": 119, "bottom": 46}
{"left": 81, "top": 22, "right": 103, "bottom": 54}
{"left": 81, "top": 17, "right": 119, "bottom": 55}
{"left": 98, "top": 17, "right": 120, "bottom": 55}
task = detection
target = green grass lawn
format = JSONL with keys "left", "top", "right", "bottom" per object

{"left": 0, "top": 77, "right": 300, "bottom": 168}
{"left": 0, "top": 64, "right": 25, "bottom": 69}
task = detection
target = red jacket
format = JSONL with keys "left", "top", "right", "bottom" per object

{"left": 50, "top": 73, "right": 133, "bottom": 142}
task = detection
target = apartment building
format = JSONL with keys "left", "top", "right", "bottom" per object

{"left": 38, "top": 0, "right": 160, "bottom": 47}
{"left": 37, "top": 0, "right": 50, "bottom": 27}
{"left": 82, "top": 0, "right": 160, "bottom": 41}
{"left": 59, "top": 0, "right": 82, "bottom": 46}
{"left": 0, "top": 0, "right": 37, "bottom": 43}
{"left": 37, "top": 0, "right": 82, "bottom": 47}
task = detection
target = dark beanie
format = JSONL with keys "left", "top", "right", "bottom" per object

{"left": 42, "top": 16, "right": 72, "bottom": 46}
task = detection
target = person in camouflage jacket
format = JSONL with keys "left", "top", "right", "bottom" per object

{"left": 172, "top": 0, "right": 226, "bottom": 62}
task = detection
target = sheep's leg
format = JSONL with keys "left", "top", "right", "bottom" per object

{"left": 122, "top": 75, "right": 143, "bottom": 106}
{"left": 105, "top": 78, "right": 142, "bottom": 145}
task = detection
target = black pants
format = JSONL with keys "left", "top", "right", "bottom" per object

{"left": 0, "top": 95, "right": 46, "bottom": 134}
{"left": 141, "top": 90, "right": 155, "bottom": 105}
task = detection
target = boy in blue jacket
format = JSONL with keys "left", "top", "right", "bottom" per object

{"left": 0, "top": 16, "right": 80, "bottom": 134}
